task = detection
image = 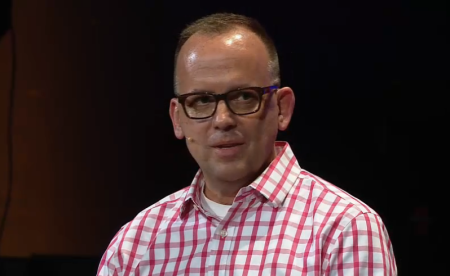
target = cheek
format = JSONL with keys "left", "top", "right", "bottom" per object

{"left": 185, "top": 126, "right": 212, "bottom": 165}
{"left": 258, "top": 117, "right": 279, "bottom": 146}
{"left": 242, "top": 120, "right": 277, "bottom": 148}
{"left": 260, "top": 109, "right": 279, "bottom": 130}
{"left": 182, "top": 120, "right": 210, "bottom": 144}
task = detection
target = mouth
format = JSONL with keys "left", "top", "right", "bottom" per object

{"left": 213, "top": 143, "right": 244, "bottom": 149}
{"left": 211, "top": 142, "right": 245, "bottom": 158}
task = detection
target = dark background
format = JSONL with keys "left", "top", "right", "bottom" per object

{"left": 0, "top": 0, "right": 447, "bottom": 275}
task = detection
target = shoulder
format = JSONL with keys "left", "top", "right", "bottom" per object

{"left": 96, "top": 186, "right": 190, "bottom": 276}
{"left": 127, "top": 186, "right": 190, "bottom": 235}
{"left": 294, "top": 169, "right": 382, "bottom": 241}
{"left": 295, "top": 170, "right": 396, "bottom": 273}
{"left": 298, "top": 169, "right": 377, "bottom": 216}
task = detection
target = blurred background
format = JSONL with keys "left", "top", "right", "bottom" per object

{"left": 0, "top": 0, "right": 447, "bottom": 275}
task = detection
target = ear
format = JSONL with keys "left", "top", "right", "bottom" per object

{"left": 276, "top": 87, "right": 295, "bottom": 131}
{"left": 169, "top": 98, "right": 185, "bottom": 140}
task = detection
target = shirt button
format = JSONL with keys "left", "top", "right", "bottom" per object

{"left": 220, "top": 229, "right": 228, "bottom": 238}
{"left": 193, "top": 205, "right": 199, "bottom": 211}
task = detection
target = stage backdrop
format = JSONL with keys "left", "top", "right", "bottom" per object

{"left": 0, "top": 1, "right": 446, "bottom": 275}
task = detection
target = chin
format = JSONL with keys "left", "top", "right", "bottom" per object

{"left": 208, "top": 161, "right": 251, "bottom": 182}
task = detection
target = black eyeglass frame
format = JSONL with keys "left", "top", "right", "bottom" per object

{"left": 176, "top": 85, "right": 279, "bottom": 119}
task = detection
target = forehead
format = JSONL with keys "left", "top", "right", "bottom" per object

{"left": 175, "top": 28, "right": 272, "bottom": 93}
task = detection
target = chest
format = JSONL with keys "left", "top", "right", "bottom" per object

{"left": 140, "top": 208, "right": 325, "bottom": 276}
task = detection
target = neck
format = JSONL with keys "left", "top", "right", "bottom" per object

{"left": 203, "top": 182, "right": 239, "bottom": 205}
{"left": 202, "top": 146, "right": 278, "bottom": 205}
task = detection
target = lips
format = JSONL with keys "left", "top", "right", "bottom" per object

{"left": 212, "top": 142, "right": 244, "bottom": 148}
{"left": 211, "top": 142, "right": 245, "bottom": 158}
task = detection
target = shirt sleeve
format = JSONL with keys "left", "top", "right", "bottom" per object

{"left": 326, "top": 212, "right": 397, "bottom": 276}
{"left": 96, "top": 226, "right": 126, "bottom": 276}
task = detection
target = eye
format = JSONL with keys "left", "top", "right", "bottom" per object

{"left": 197, "top": 96, "right": 212, "bottom": 104}
{"left": 230, "top": 90, "right": 258, "bottom": 102}
{"left": 185, "top": 94, "right": 215, "bottom": 107}
{"left": 239, "top": 92, "right": 253, "bottom": 100}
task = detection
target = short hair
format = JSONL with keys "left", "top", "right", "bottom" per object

{"left": 174, "top": 13, "right": 280, "bottom": 93}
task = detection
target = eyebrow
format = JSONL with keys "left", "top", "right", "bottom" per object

{"left": 187, "top": 84, "right": 254, "bottom": 94}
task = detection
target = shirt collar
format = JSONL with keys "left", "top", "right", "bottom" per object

{"left": 179, "top": 171, "right": 204, "bottom": 219}
{"left": 249, "top": 141, "right": 302, "bottom": 207}
{"left": 179, "top": 141, "right": 301, "bottom": 218}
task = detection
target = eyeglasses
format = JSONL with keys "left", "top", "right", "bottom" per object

{"left": 176, "top": 86, "right": 278, "bottom": 119}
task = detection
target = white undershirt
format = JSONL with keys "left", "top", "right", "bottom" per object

{"left": 199, "top": 147, "right": 282, "bottom": 219}
{"left": 200, "top": 188, "right": 231, "bottom": 219}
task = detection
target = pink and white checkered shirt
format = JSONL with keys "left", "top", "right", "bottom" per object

{"left": 97, "top": 142, "right": 397, "bottom": 276}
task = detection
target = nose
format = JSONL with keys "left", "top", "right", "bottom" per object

{"left": 212, "top": 100, "right": 237, "bottom": 131}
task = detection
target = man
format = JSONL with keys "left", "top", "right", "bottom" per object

{"left": 97, "top": 13, "right": 397, "bottom": 275}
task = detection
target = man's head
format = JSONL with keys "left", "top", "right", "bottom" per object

{"left": 173, "top": 13, "right": 281, "bottom": 92}
{"left": 169, "top": 13, "right": 295, "bottom": 187}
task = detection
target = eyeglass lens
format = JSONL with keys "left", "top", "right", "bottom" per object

{"left": 184, "top": 89, "right": 261, "bottom": 118}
